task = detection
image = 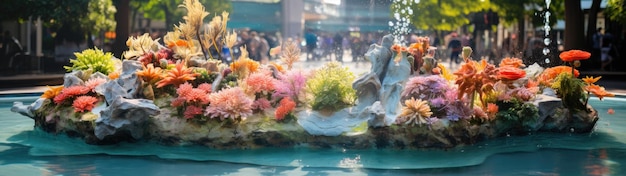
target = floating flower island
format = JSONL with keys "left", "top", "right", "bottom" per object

{"left": 11, "top": 0, "right": 614, "bottom": 149}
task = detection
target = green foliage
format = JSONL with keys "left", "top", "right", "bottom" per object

{"left": 551, "top": 73, "right": 586, "bottom": 110}
{"left": 64, "top": 48, "right": 117, "bottom": 75}
{"left": 495, "top": 99, "right": 539, "bottom": 129}
{"left": 132, "top": 0, "right": 232, "bottom": 30}
{"left": 606, "top": 0, "right": 626, "bottom": 25}
{"left": 395, "top": 0, "right": 491, "bottom": 31}
{"left": 80, "top": 0, "right": 117, "bottom": 35}
{"left": 306, "top": 62, "right": 356, "bottom": 111}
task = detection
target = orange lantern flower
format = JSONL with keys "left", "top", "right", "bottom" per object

{"left": 497, "top": 66, "right": 526, "bottom": 81}
{"left": 559, "top": 50, "right": 591, "bottom": 62}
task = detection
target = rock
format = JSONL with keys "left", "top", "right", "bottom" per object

{"left": 90, "top": 72, "right": 109, "bottom": 80}
{"left": 115, "top": 60, "right": 143, "bottom": 98}
{"left": 95, "top": 81, "right": 129, "bottom": 105}
{"left": 95, "top": 95, "right": 160, "bottom": 140}
{"left": 297, "top": 108, "right": 370, "bottom": 136}
{"left": 10, "top": 98, "right": 48, "bottom": 119}
{"left": 63, "top": 71, "right": 85, "bottom": 87}
{"left": 379, "top": 51, "right": 411, "bottom": 126}
{"left": 365, "top": 102, "right": 387, "bottom": 127}
{"left": 366, "top": 35, "right": 393, "bottom": 82}
{"left": 531, "top": 94, "right": 562, "bottom": 130}
{"left": 352, "top": 72, "right": 381, "bottom": 111}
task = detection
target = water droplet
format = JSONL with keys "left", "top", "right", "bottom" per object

{"left": 394, "top": 13, "right": 400, "bottom": 20}
{"left": 401, "top": 9, "right": 405, "bottom": 14}
{"left": 460, "top": 150, "right": 464, "bottom": 152}
{"left": 388, "top": 21, "right": 394, "bottom": 26}
{"left": 545, "top": 58, "right": 550, "bottom": 63}
{"left": 570, "top": 128, "right": 575, "bottom": 132}
{"left": 544, "top": 38, "right": 551, "bottom": 46}
{"left": 408, "top": 9, "right": 413, "bottom": 15}
{"left": 537, "top": 144, "right": 542, "bottom": 148}
{"left": 543, "top": 48, "right": 550, "bottom": 55}
{"left": 506, "top": 133, "right": 511, "bottom": 137}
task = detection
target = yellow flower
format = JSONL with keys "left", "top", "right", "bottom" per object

{"left": 41, "top": 86, "right": 64, "bottom": 99}
{"left": 582, "top": 76, "right": 601, "bottom": 85}
{"left": 397, "top": 98, "right": 433, "bottom": 126}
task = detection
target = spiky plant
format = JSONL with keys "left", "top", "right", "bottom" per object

{"left": 64, "top": 47, "right": 117, "bottom": 75}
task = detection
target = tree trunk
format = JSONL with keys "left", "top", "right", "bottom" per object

{"left": 112, "top": 0, "right": 130, "bottom": 58}
{"left": 586, "top": 0, "right": 602, "bottom": 44}
{"left": 564, "top": 1, "right": 585, "bottom": 50}
{"left": 163, "top": 3, "right": 173, "bottom": 31}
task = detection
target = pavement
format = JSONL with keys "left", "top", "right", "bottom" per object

{"left": 1, "top": 51, "right": 625, "bottom": 96}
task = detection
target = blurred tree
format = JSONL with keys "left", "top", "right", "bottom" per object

{"left": 132, "top": 0, "right": 232, "bottom": 30}
{"left": 81, "top": 0, "right": 117, "bottom": 47}
{"left": 564, "top": 0, "right": 585, "bottom": 50}
{"left": 396, "top": 0, "right": 491, "bottom": 31}
{"left": 606, "top": 0, "right": 626, "bottom": 25}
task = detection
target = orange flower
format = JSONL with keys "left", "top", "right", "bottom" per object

{"left": 41, "top": 86, "right": 64, "bottom": 99}
{"left": 499, "top": 57, "right": 525, "bottom": 68}
{"left": 607, "top": 108, "right": 615, "bottom": 115}
{"left": 497, "top": 66, "right": 526, "bottom": 81}
{"left": 108, "top": 71, "right": 120, "bottom": 80}
{"left": 486, "top": 103, "right": 499, "bottom": 114}
{"left": 275, "top": 97, "right": 296, "bottom": 121}
{"left": 72, "top": 95, "right": 98, "bottom": 113}
{"left": 559, "top": 50, "right": 591, "bottom": 62}
{"left": 584, "top": 84, "right": 615, "bottom": 100}
{"left": 156, "top": 62, "right": 198, "bottom": 88}
{"left": 582, "top": 76, "right": 601, "bottom": 85}
{"left": 167, "top": 39, "right": 189, "bottom": 48}
{"left": 230, "top": 58, "right": 260, "bottom": 77}
{"left": 136, "top": 64, "right": 163, "bottom": 83}
{"left": 391, "top": 44, "right": 407, "bottom": 52}
{"left": 536, "top": 66, "right": 580, "bottom": 85}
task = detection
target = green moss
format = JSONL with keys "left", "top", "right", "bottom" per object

{"left": 551, "top": 73, "right": 586, "bottom": 110}
{"left": 64, "top": 47, "right": 117, "bottom": 75}
{"left": 306, "top": 62, "right": 356, "bottom": 111}
{"left": 495, "top": 99, "right": 539, "bottom": 129}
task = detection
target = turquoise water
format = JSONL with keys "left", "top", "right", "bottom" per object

{"left": 1, "top": 96, "right": 625, "bottom": 175}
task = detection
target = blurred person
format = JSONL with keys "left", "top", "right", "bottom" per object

{"left": 2, "top": 31, "right": 24, "bottom": 71}
{"left": 447, "top": 32, "right": 462, "bottom": 67}
{"left": 333, "top": 32, "right": 344, "bottom": 62}
{"left": 600, "top": 31, "right": 614, "bottom": 71}
{"left": 592, "top": 28, "right": 603, "bottom": 68}
{"left": 304, "top": 29, "right": 317, "bottom": 61}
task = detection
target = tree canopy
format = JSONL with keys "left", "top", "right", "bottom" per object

{"left": 131, "top": 0, "right": 231, "bottom": 30}
{"left": 392, "top": 0, "right": 492, "bottom": 31}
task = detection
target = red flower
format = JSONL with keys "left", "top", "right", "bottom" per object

{"left": 183, "top": 105, "right": 204, "bottom": 119}
{"left": 559, "top": 50, "right": 591, "bottom": 62}
{"left": 72, "top": 96, "right": 98, "bottom": 112}
{"left": 275, "top": 97, "right": 296, "bottom": 121}
{"left": 53, "top": 86, "right": 90, "bottom": 104}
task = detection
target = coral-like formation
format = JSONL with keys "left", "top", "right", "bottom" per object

{"left": 9, "top": 0, "right": 609, "bottom": 149}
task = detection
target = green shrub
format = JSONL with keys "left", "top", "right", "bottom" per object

{"left": 306, "top": 62, "right": 356, "bottom": 111}
{"left": 64, "top": 48, "right": 117, "bottom": 75}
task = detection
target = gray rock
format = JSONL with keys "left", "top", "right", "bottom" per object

{"left": 296, "top": 108, "right": 370, "bottom": 136}
{"left": 10, "top": 98, "right": 48, "bottom": 119}
{"left": 531, "top": 94, "right": 562, "bottom": 130}
{"left": 95, "top": 95, "right": 160, "bottom": 140}
{"left": 95, "top": 81, "right": 129, "bottom": 105}
{"left": 116, "top": 60, "right": 143, "bottom": 98}
{"left": 366, "top": 35, "right": 393, "bottom": 82}
{"left": 90, "top": 72, "right": 109, "bottom": 80}
{"left": 63, "top": 71, "right": 85, "bottom": 87}
{"left": 365, "top": 101, "right": 387, "bottom": 127}
{"left": 352, "top": 72, "right": 381, "bottom": 111}
{"left": 379, "top": 51, "right": 411, "bottom": 126}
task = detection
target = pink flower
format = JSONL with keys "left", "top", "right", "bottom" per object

{"left": 275, "top": 97, "right": 296, "bottom": 121}
{"left": 245, "top": 70, "right": 277, "bottom": 94}
{"left": 205, "top": 87, "right": 254, "bottom": 120}
{"left": 252, "top": 98, "right": 272, "bottom": 111}
{"left": 273, "top": 70, "right": 308, "bottom": 101}
{"left": 72, "top": 96, "right": 98, "bottom": 112}
{"left": 197, "top": 83, "right": 212, "bottom": 93}
{"left": 85, "top": 77, "right": 107, "bottom": 91}
{"left": 171, "top": 97, "right": 186, "bottom": 107}
{"left": 53, "top": 86, "right": 90, "bottom": 104}
{"left": 176, "top": 83, "right": 194, "bottom": 98}
{"left": 183, "top": 105, "right": 204, "bottom": 119}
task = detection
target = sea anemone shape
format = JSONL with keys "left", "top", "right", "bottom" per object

{"left": 205, "top": 87, "right": 254, "bottom": 120}
{"left": 397, "top": 98, "right": 433, "bottom": 126}
{"left": 53, "top": 86, "right": 90, "bottom": 104}
{"left": 136, "top": 64, "right": 163, "bottom": 84}
{"left": 72, "top": 96, "right": 99, "bottom": 113}
{"left": 156, "top": 62, "right": 198, "bottom": 88}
